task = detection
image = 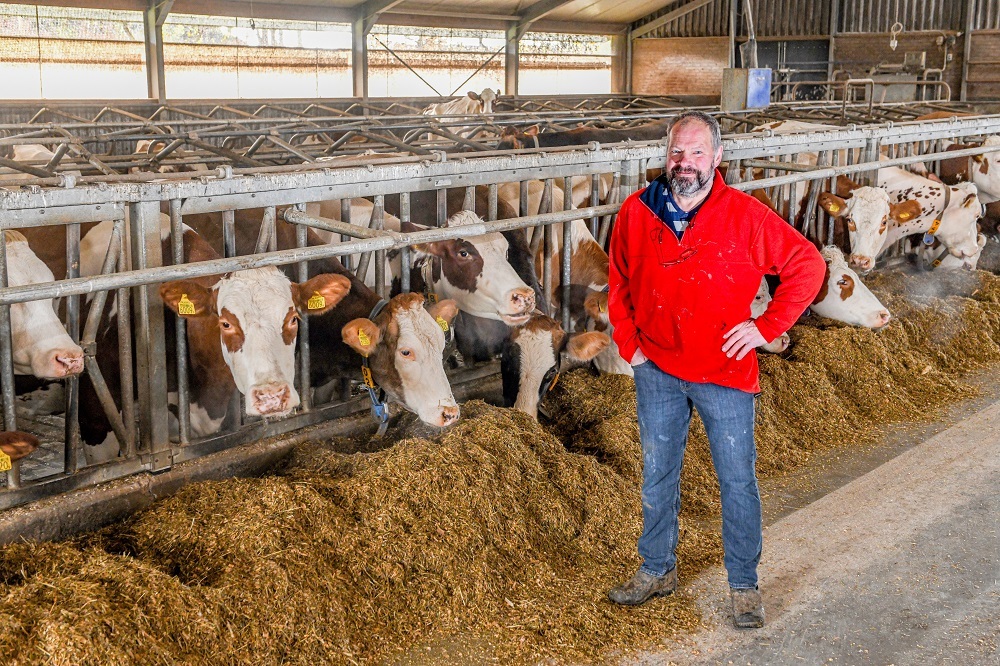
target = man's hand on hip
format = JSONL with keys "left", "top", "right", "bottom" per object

{"left": 630, "top": 348, "right": 648, "bottom": 367}
{"left": 722, "top": 320, "right": 767, "bottom": 360}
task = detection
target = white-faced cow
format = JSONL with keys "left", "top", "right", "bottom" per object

{"left": 809, "top": 246, "right": 892, "bottom": 328}
{"left": 422, "top": 89, "right": 500, "bottom": 139}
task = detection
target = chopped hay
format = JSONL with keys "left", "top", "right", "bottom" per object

{"left": 0, "top": 269, "right": 999, "bottom": 665}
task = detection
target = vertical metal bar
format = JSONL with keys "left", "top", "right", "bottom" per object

{"left": 169, "top": 198, "right": 190, "bottom": 445}
{"left": 0, "top": 236, "right": 20, "bottom": 488}
{"left": 436, "top": 188, "right": 447, "bottom": 227}
{"left": 128, "top": 200, "right": 169, "bottom": 468}
{"left": 561, "top": 176, "right": 573, "bottom": 333}
{"left": 255, "top": 206, "right": 276, "bottom": 254}
{"left": 294, "top": 202, "right": 312, "bottom": 413}
{"left": 400, "top": 191, "right": 411, "bottom": 293}
{"left": 487, "top": 183, "right": 498, "bottom": 221}
{"left": 463, "top": 186, "right": 475, "bottom": 212}
{"left": 117, "top": 221, "right": 136, "bottom": 459}
{"left": 519, "top": 180, "right": 529, "bottom": 217}
{"left": 340, "top": 199, "right": 353, "bottom": 271}
{"left": 542, "top": 178, "right": 554, "bottom": 317}
{"left": 373, "top": 195, "right": 386, "bottom": 299}
{"left": 598, "top": 171, "right": 621, "bottom": 248}
{"left": 222, "top": 209, "right": 236, "bottom": 258}
{"left": 589, "top": 173, "right": 600, "bottom": 237}
{"left": 64, "top": 221, "right": 81, "bottom": 474}
{"left": 961, "top": 0, "right": 976, "bottom": 101}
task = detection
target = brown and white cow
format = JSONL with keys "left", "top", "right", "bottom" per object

{"left": 751, "top": 280, "right": 791, "bottom": 353}
{"left": 4, "top": 230, "right": 84, "bottom": 379}
{"left": 422, "top": 89, "right": 500, "bottom": 139}
{"left": 502, "top": 311, "right": 609, "bottom": 419}
{"left": 809, "top": 246, "right": 891, "bottom": 328}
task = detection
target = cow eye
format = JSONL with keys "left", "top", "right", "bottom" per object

{"left": 399, "top": 348, "right": 412, "bottom": 357}
{"left": 458, "top": 249, "right": 470, "bottom": 258}
{"left": 220, "top": 320, "right": 232, "bottom": 330}
{"left": 837, "top": 278, "right": 849, "bottom": 286}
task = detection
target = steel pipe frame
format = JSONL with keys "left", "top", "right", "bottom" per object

{"left": 4, "top": 114, "right": 1000, "bottom": 506}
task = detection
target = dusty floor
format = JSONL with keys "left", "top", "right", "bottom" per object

{"left": 626, "top": 373, "right": 1000, "bottom": 666}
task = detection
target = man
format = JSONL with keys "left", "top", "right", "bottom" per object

{"left": 606, "top": 110, "right": 825, "bottom": 628}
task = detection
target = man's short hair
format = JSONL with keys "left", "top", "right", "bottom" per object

{"left": 667, "top": 111, "right": 722, "bottom": 153}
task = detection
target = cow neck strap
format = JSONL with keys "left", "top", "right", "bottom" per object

{"left": 361, "top": 299, "right": 391, "bottom": 435}
{"left": 925, "top": 244, "right": 951, "bottom": 271}
{"left": 923, "top": 185, "right": 952, "bottom": 245}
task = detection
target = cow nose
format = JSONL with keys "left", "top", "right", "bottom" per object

{"left": 48, "top": 349, "right": 84, "bottom": 377}
{"left": 875, "top": 310, "right": 892, "bottom": 328}
{"left": 777, "top": 334, "right": 790, "bottom": 352}
{"left": 439, "top": 405, "right": 460, "bottom": 427}
{"left": 509, "top": 287, "right": 535, "bottom": 314}
{"left": 249, "top": 383, "right": 293, "bottom": 416}
{"left": 849, "top": 254, "right": 872, "bottom": 272}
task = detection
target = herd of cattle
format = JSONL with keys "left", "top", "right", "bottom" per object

{"left": 0, "top": 101, "right": 998, "bottom": 468}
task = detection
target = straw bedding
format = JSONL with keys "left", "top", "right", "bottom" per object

{"left": 0, "top": 268, "right": 998, "bottom": 665}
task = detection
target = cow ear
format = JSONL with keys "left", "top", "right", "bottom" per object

{"left": 836, "top": 175, "right": 861, "bottom": 198}
{"left": 972, "top": 153, "right": 984, "bottom": 164}
{"left": 977, "top": 233, "right": 987, "bottom": 249}
{"left": 412, "top": 240, "right": 447, "bottom": 257}
{"left": 467, "top": 91, "right": 480, "bottom": 100}
{"left": 292, "top": 273, "right": 351, "bottom": 315}
{"left": 889, "top": 199, "right": 922, "bottom": 222}
{"left": 0, "top": 430, "right": 39, "bottom": 463}
{"left": 500, "top": 126, "right": 517, "bottom": 137}
{"left": 524, "top": 124, "right": 540, "bottom": 136}
{"left": 961, "top": 192, "right": 979, "bottom": 208}
{"left": 427, "top": 298, "right": 459, "bottom": 326}
{"left": 566, "top": 331, "right": 610, "bottom": 362}
{"left": 583, "top": 291, "right": 609, "bottom": 320}
{"left": 342, "top": 318, "right": 381, "bottom": 357}
{"left": 818, "top": 192, "right": 848, "bottom": 218}
{"left": 160, "top": 280, "right": 214, "bottom": 317}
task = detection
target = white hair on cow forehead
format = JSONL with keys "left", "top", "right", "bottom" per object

{"left": 215, "top": 266, "right": 294, "bottom": 322}
{"left": 847, "top": 186, "right": 890, "bottom": 217}
{"left": 820, "top": 245, "right": 849, "bottom": 267}
{"left": 393, "top": 300, "right": 446, "bottom": 354}
{"left": 512, "top": 325, "right": 558, "bottom": 416}
{"left": 445, "top": 210, "right": 484, "bottom": 227}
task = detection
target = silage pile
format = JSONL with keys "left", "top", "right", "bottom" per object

{"left": 0, "top": 269, "right": 998, "bottom": 665}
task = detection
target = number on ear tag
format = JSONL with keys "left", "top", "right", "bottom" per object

{"left": 307, "top": 292, "right": 326, "bottom": 310}
{"left": 0, "top": 450, "right": 11, "bottom": 473}
{"left": 436, "top": 316, "right": 449, "bottom": 332}
{"left": 177, "top": 294, "right": 196, "bottom": 316}
{"left": 357, "top": 328, "right": 371, "bottom": 347}
{"left": 427, "top": 292, "right": 439, "bottom": 304}
{"left": 361, "top": 365, "right": 376, "bottom": 388}
{"left": 827, "top": 203, "right": 841, "bottom": 213}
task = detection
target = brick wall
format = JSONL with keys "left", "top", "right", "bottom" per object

{"left": 632, "top": 37, "right": 729, "bottom": 96}
{"left": 834, "top": 32, "right": 963, "bottom": 101}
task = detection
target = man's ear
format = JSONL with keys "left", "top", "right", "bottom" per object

{"left": 160, "top": 280, "right": 215, "bottom": 317}
{"left": 292, "top": 274, "right": 351, "bottom": 315}
{"left": 342, "top": 318, "right": 382, "bottom": 357}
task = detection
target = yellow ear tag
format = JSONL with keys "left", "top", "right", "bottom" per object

{"left": 357, "top": 328, "right": 371, "bottom": 347}
{"left": 427, "top": 292, "right": 439, "bottom": 304}
{"left": 177, "top": 294, "right": 196, "bottom": 316}
{"left": 0, "top": 450, "right": 11, "bottom": 473}
{"left": 598, "top": 300, "right": 608, "bottom": 313}
{"left": 436, "top": 316, "right": 449, "bottom": 332}
{"left": 361, "top": 365, "right": 376, "bottom": 388}
{"left": 898, "top": 212, "right": 911, "bottom": 220}
{"left": 827, "top": 203, "right": 841, "bottom": 213}
{"left": 307, "top": 292, "right": 326, "bottom": 310}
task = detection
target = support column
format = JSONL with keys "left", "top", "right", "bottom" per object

{"left": 143, "top": 1, "right": 167, "bottom": 102}
{"left": 505, "top": 25, "right": 519, "bottom": 97}
{"left": 729, "top": 0, "right": 738, "bottom": 68}
{"left": 611, "top": 32, "right": 629, "bottom": 93}
{"left": 352, "top": 17, "right": 369, "bottom": 99}
{"left": 961, "top": 0, "right": 976, "bottom": 101}
{"left": 827, "top": 0, "right": 839, "bottom": 79}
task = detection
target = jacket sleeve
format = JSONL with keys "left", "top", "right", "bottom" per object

{"left": 749, "top": 207, "right": 826, "bottom": 343}
{"left": 608, "top": 199, "right": 641, "bottom": 364}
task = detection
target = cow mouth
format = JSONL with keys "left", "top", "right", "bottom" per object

{"left": 500, "top": 312, "right": 532, "bottom": 325}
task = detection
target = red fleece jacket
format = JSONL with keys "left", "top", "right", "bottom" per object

{"left": 608, "top": 171, "right": 826, "bottom": 393}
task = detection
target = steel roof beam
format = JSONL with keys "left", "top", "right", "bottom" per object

{"left": 632, "top": 0, "right": 715, "bottom": 39}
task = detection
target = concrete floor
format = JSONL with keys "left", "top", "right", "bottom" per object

{"left": 631, "top": 396, "right": 1000, "bottom": 666}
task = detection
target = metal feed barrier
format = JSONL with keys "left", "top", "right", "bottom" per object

{"left": 0, "top": 111, "right": 998, "bottom": 512}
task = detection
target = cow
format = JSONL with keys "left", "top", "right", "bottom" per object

{"left": 3, "top": 230, "right": 84, "bottom": 379}
{"left": 917, "top": 137, "right": 1000, "bottom": 204}
{"left": 77, "top": 225, "right": 353, "bottom": 449}
{"left": 809, "top": 246, "right": 892, "bottom": 328}
{"left": 751, "top": 280, "right": 792, "bottom": 353}
{"left": 495, "top": 118, "right": 673, "bottom": 150}
{"left": 422, "top": 89, "right": 500, "bottom": 139}
{"left": 181, "top": 210, "right": 462, "bottom": 429}
{"left": 820, "top": 171, "right": 982, "bottom": 272}
{"left": 501, "top": 311, "right": 609, "bottom": 419}
{"left": 128, "top": 139, "right": 211, "bottom": 174}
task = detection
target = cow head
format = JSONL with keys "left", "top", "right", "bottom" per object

{"left": 818, "top": 186, "right": 919, "bottom": 273}
{"left": 341, "top": 293, "right": 460, "bottom": 428}
{"left": 496, "top": 125, "right": 539, "bottom": 151}
{"left": 969, "top": 135, "right": 1000, "bottom": 202}
{"left": 161, "top": 267, "right": 350, "bottom": 418}
{"left": 413, "top": 210, "right": 536, "bottom": 325}
{"left": 583, "top": 290, "right": 633, "bottom": 376}
{"left": 468, "top": 88, "right": 499, "bottom": 114}
{"left": 935, "top": 183, "right": 987, "bottom": 262}
{"left": 4, "top": 231, "right": 84, "bottom": 379}
{"left": 750, "top": 279, "right": 790, "bottom": 353}
{"left": 923, "top": 232, "right": 988, "bottom": 270}
{"left": 810, "top": 246, "right": 891, "bottom": 329}
{"left": 502, "top": 312, "right": 609, "bottom": 420}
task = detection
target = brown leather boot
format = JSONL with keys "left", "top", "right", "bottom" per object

{"left": 608, "top": 567, "right": 677, "bottom": 606}
{"left": 731, "top": 587, "right": 765, "bottom": 628}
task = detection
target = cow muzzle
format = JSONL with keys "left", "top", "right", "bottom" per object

{"left": 872, "top": 310, "right": 892, "bottom": 330}
{"left": 500, "top": 287, "right": 536, "bottom": 325}
{"left": 38, "top": 347, "right": 85, "bottom": 379}
{"left": 848, "top": 254, "right": 874, "bottom": 273}
{"left": 248, "top": 382, "right": 298, "bottom": 417}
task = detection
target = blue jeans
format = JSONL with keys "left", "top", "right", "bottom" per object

{"left": 633, "top": 360, "right": 762, "bottom": 589}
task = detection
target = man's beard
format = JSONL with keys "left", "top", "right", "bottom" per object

{"left": 668, "top": 166, "right": 713, "bottom": 198}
